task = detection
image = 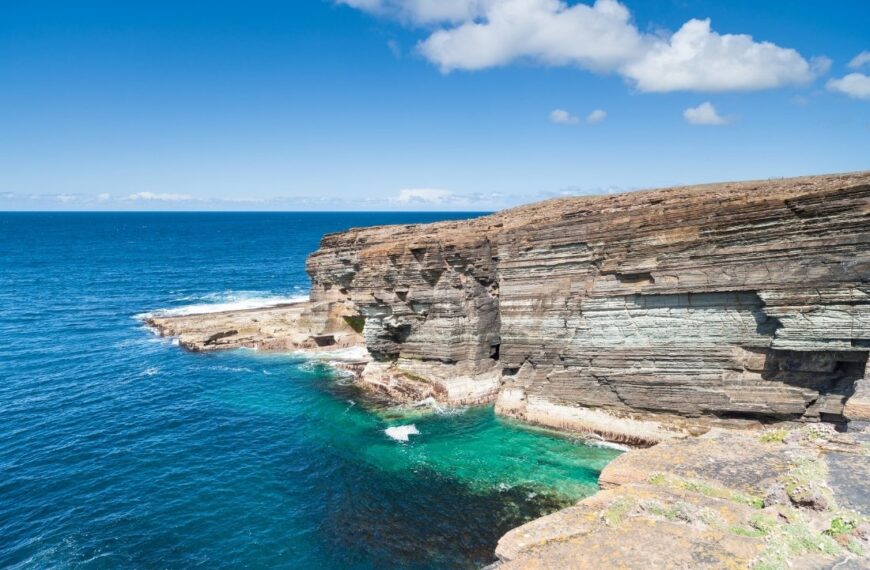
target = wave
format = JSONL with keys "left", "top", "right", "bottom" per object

{"left": 296, "top": 346, "right": 369, "bottom": 363}
{"left": 384, "top": 424, "right": 420, "bottom": 442}
{"left": 136, "top": 291, "right": 309, "bottom": 319}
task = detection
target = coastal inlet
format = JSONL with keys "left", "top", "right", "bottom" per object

{"left": 0, "top": 212, "right": 619, "bottom": 569}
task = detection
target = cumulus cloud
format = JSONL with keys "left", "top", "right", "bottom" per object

{"left": 827, "top": 73, "right": 870, "bottom": 100}
{"left": 340, "top": 0, "right": 827, "bottom": 93}
{"left": 622, "top": 19, "right": 827, "bottom": 92}
{"left": 849, "top": 51, "right": 870, "bottom": 70}
{"left": 683, "top": 101, "right": 729, "bottom": 125}
{"left": 392, "top": 188, "right": 454, "bottom": 204}
{"left": 127, "top": 192, "right": 194, "bottom": 201}
{"left": 550, "top": 108, "right": 579, "bottom": 124}
{"left": 586, "top": 109, "right": 606, "bottom": 124}
{"left": 420, "top": 0, "right": 644, "bottom": 73}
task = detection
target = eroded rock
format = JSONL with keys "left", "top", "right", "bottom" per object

{"left": 304, "top": 172, "right": 870, "bottom": 442}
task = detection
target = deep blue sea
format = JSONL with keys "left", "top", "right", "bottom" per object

{"left": 0, "top": 213, "right": 619, "bottom": 569}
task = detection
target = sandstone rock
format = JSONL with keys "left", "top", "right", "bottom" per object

{"left": 148, "top": 172, "right": 870, "bottom": 443}
{"left": 144, "top": 301, "right": 364, "bottom": 354}
{"left": 495, "top": 427, "right": 870, "bottom": 569}
{"left": 304, "top": 172, "right": 870, "bottom": 441}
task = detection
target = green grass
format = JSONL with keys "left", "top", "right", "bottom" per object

{"left": 647, "top": 473, "right": 765, "bottom": 509}
{"left": 753, "top": 513, "right": 844, "bottom": 570}
{"left": 782, "top": 456, "right": 832, "bottom": 509}
{"left": 397, "top": 369, "right": 431, "bottom": 384}
{"left": 601, "top": 497, "right": 634, "bottom": 527}
{"left": 824, "top": 516, "right": 857, "bottom": 537}
{"left": 342, "top": 315, "right": 366, "bottom": 334}
{"left": 644, "top": 501, "right": 680, "bottom": 521}
{"left": 759, "top": 429, "right": 788, "bottom": 444}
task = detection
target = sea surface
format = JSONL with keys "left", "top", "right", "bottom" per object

{"left": 0, "top": 213, "right": 620, "bottom": 569}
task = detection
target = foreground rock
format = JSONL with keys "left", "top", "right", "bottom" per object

{"left": 496, "top": 424, "right": 870, "bottom": 569}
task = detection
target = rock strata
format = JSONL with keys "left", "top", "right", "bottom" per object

{"left": 304, "top": 172, "right": 870, "bottom": 443}
{"left": 148, "top": 172, "right": 870, "bottom": 444}
{"left": 144, "top": 301, "right": 364, "bottom": 354}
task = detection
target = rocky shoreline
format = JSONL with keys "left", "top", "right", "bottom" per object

{"left": 497, "top": 423, "right": 870, "bottom": 569}
{"left": 146, "top": 171, "right": 870, "bottom": 568}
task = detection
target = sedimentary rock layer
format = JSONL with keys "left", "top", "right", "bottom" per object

{"left": 305, "top": 172, "right": 870, "bottom": 443}
{"left": 495, "top": 424, "right": 870, "bottom": 569}
{"left": 144, "top": 301, "right": 363, "bottom": 353}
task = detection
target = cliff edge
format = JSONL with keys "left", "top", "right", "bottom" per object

{"left": 304, "top": 171, "right": 870, "bottom": 445}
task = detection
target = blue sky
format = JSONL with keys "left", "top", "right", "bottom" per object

{"left": 1, "top": 0, "right": 868, "bottom": 211}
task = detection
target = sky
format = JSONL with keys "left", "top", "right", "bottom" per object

{"left": 1, "top": 0, "right": 868, "bottom": 211}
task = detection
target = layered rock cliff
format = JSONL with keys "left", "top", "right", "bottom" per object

{"left": 305, "top": 172, "right": 870, "bottom": 444}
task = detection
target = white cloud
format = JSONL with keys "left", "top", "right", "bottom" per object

{"left": 586, "top": 109, "right": 606, "bottom": 124}
{"left": 97, "top": 193, "right": 111, "bottom": 202}
{"left": 393, "top": 188, "right": 453, "bottom": 204}
{"left": 683, "top": 101, "right": 729, "bottom": 125}
{"left": 420, "top": 0, "right": 644, "bottom": 73}
{"left": 56, "top": 194, "right": 76, "bottom": 203}
{"left": 337, "top": 0, "right": 486, "bottom": 25}
{"left": 827, "top": 73, "right": 870, "bottom": 100}
{"left": 622, "top": 19, "right": 827, "bottom": 92}
{"left": 127, "top": 192, "right": 194, "bottom": 201}
{"left": 849, "top": 51, "right": 870, "bottom": 70}
{"left": 550, "top": 108, "right": 579, "bottom": 124}
{"left": 341, "top": 0, "right": 827, "bottom": 93}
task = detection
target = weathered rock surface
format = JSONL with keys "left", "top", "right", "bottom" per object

{"left": 144, "top": 301, "right": 364, "bottom": 354}
{"left": 304, "top": 172, "right": 870, "bottom": 443}
{"left": 495, "top": 424, "right": 870, "bottom": 569}
{"left": 146, "top": 172, "right": 870, "bottom": 442}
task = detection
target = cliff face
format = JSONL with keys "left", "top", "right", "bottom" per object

{"left": 306, "top": 172, "right": 870, "bottom": 444}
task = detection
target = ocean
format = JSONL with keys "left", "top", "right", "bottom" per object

{"left": 0, "top": 213, "right": 619, "bottom": 569}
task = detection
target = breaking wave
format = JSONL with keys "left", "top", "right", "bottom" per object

{"left": 136, "top": 290, "right": 308, "bottom": 319}
{"left": 384, "top": 424, "right": 420, "bottom": 442}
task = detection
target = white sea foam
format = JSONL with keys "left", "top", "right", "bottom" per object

{"left": 207, "top": 365, "right": 255, "bottom": 373}
{"left": 384, "top": 424, "right": 420, "bottom": 442}
{"left": 410, "top": 397, "right": 468, "bottom": 416}
{"left": 584, "top": 439, "right": 631, "bottom": 452}
{"left": 289, "top": 345, "right": 370, "bottom": 363}
{"left": 136, "top": 291, "right": 308, "bottom": 319}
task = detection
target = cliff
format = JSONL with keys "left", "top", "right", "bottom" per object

{"left": 143, "top": 171, "right": 870, "bottom": 569}
{"left": 304, "top": 171, "right": 870, "bottom": 444}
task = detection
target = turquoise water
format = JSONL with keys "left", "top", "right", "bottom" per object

{"left": 0, "top": 213, "right": 620, "bottom": 569}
